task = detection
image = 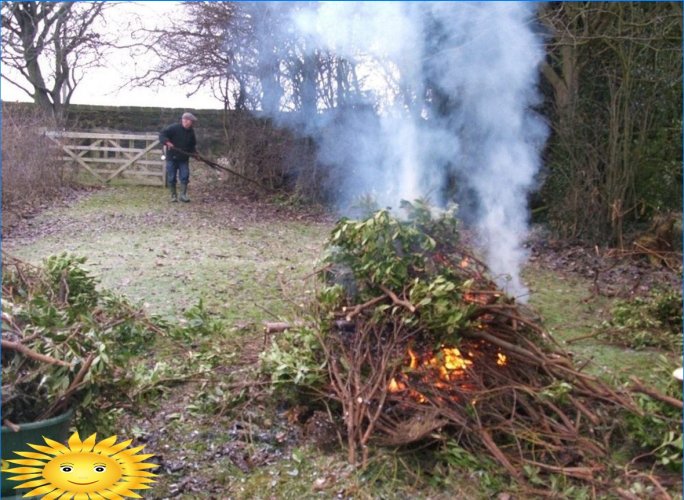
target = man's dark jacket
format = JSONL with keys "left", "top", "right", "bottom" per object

{"left": 159, "top": 123, "right": 197, "bottom": 161}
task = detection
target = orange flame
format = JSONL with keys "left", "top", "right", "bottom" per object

{"left": 388, "top": 343, "right": 509, "bottom": 404}
{"left": 408, "top": 348, "right": 419, "bottom": 369}
{"left": 388, "top": 377, "right": 404, "bottom": 392}
{"left": 496, "top": 352, "right": 507, "bottom": 366}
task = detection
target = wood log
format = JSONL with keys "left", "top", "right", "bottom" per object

{"left": 263, "top": 321, "right": 304, "bottom": 333}
{"left": 629, "top": 377, "right": 683, "bottom": 410}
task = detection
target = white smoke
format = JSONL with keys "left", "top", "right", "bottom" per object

{"left": 264, "top": 2, "right": 548, "bottom": 299}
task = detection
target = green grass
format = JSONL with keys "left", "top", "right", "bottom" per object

{"left": 3, "top": 185, "right": 327, "bottom": 321}
{"left": 525, "top": 266, "right": 678, "bottom": 383}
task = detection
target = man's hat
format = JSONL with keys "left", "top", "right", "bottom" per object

{"left": 182, "top": 112, "right": 197, "bottom": 122}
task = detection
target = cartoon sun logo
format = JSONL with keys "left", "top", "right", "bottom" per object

{"left": 3, "top": 431, "right": 157, "bottom": 498}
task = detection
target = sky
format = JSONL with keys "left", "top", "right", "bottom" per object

{"left": 0, "top": 2, "right": 220, "bottom": 109}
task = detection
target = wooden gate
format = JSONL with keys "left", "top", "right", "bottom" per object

{"left": 46, "top": 131, "right": 164, "bottom": 186}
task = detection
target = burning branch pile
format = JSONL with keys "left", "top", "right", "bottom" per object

{"left": 313, "top": 201, "right": 644, "bottom": 485}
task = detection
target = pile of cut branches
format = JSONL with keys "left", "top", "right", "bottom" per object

{"left": 1, "top": 253, "right": 162, "bottom": 433}
{"left": 292, "top": 200, "right": 680, "bottom": 491}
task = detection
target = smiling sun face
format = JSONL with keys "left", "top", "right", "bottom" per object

{"left": 42, "top": 451, "right": 123, "bottom": 494}
{"left": 4, "top": 431, "right": 157, "bottom": 498}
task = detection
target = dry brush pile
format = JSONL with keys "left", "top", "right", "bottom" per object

{"left": 264, "top": 200, "right": 682, "bottom": 493}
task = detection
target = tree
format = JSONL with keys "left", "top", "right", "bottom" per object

{"left": 539, "top": 2, "right": 682, "bottom": 244}
{"left": 129, "top": 2, "right": 251, "bottom": 113}
{"left": 131, "top": 2, "right": 366, "bottom": 116}
{"left": 1, "top": 2, "right": 111, "bottom": 119}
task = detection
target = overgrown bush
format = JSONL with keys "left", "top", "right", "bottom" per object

{"left": 1, "top": 103, "right": 68, "bottom": 211}
{"left": 218, "top": 112, "right": 322, "bottom": 202}
{"left": 600, "top": 288, "right": 682, "bottom": 350}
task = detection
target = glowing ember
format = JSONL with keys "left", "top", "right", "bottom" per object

{"left": 408, "top": 348, "right": 419, "bottom": 369}
{"left": 388, "top": 378, "right": 405, "bottom": 392}
{"left": 463, "top": 291, "right": 490, "bottom": 305}
{"left": 387, "top": 343, "right": 509, "bottom": 402}
{"left": 428, "top": 346, "right": 473, "bottom": 382}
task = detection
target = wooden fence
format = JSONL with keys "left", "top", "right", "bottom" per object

{"left": 46, "top": 131, "right": 164, "bottom": 186}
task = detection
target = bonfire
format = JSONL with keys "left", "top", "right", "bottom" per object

{"left": 285, "top": 200, "right": 679, "bottom": 492}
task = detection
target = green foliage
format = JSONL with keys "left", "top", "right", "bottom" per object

{"left": 170, "top": 299, "right": 226, "bottom": 341}
{"left": 260, "top": 326, "right": 326, "bottom": 390}
{"left": 620, "top": 358, "right": 683, "bottom": 471}
{"left": 261, "top": 201, "right": 482, "bottom": 396}
{"left": 261, "top": 201, "right": 483, "bottom": 409}
{"left": 43, "top": 253, "right": 99, "bottom": 314}
{"left": 427, "top": 441, "right": 507, "bottom": 493}
{"left": 328, "top": 209, "right": 434, "bottom": 292}
{"left": 600, "top": 289, "right": 682, "bottom": 350}
{"left": 2, "top": 254, "right": 158, "bottom": 434}
{"left": 325, "top": 201, "right": 461, "bottom": 298}
{"left": 408, "top": 276, "right": 474, "bottom": 336}
{"left": 322, "top": 200, "right": 478, "bottom": 340}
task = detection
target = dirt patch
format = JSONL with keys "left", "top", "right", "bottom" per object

{"left": 2, "top": 184, "right": 104, "bottom": 238}
{"left": 527, "top": 227, "right": 681, "bottom": 299}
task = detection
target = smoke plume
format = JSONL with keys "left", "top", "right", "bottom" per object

{"left": 254, "top": 2, "right": 548, "bottom": 298}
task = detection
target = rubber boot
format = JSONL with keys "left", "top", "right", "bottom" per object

{"left": 179, "top": 183, "right": 190, "bottom": 203}
{"left": 169, "top": 184, "right": 178, "bottom": 202}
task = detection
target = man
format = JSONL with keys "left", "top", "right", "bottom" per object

{"left": 159, "top": 112, "right": 199, "bottom": 202}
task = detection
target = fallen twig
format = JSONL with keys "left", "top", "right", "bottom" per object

{"left": 39, "top": 353, "right": 96, "bottom": 420}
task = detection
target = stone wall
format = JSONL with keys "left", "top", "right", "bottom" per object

{"left": 1, "top": 101, "right": 243, "bottom": 154}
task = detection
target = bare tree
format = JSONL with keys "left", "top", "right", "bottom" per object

{"left": 131, "top": 2, "right": 366, "bottom": 116}
{"left": 1, "top": 1, "right": 113, "bottom": 119}
{"left": 129, "top": 2, "right": 250, "bottom": 112}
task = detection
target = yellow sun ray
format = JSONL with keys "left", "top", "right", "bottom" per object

{"left": 93, "top": 435, "right": 119, "bottom": 454}
{"left": 109, "top": 485, "right": 142, "bottom": 498}
{"left": 98, "top": 491, "right": 124, "bottom": 500}
{"left": 126, "top": 454, "right": 155, "bottom": 464}
{"left": 42, "top": 437, "right": 71, "bottom": 454}
{"left": 125, "top": 470, "right": 157, "bottom": 478}
{"left": 81, "top": 433, "right": 98, "bottom": 452}
{"left": 105, "top": 439, "right": 134, "bottom": 454}
{"left": 68, "top": 431, "right": 97, "bottom": 452}
{"left": 133, "top": 477, "right": 156, "bottom": 484}
{"left": 116, "top": 445, "right": 145, "bottom": 456}
{"left": 14, "top": 450, "right": 54, "bottom": 460}
{"left": 24, "top": 484, "right": 59, "bottom": 497}
{"left": 4, "top": 466, "right": 42, "bottom": 474}
{"left": 11, "top": 478, "right": 49, "bottom": 489}
{"left": 41, "top": 490, "right": 65, "bottom": 500}
{"left": 126, "top": 462, "right": 158, "bottom": 470}
{"left": 28, "top": 442, "right": 68, "bottom": 456}
{"left": 6, "top": 458, "right": 49, "bottom": 466}
{"left": 4, "top": 473, "right": 42, "bottom": 481}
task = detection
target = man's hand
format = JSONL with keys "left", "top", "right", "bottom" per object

{"left": 193, "top": 152, "right": 201, "bottom": 160}
{"left": 165, "top": 141, "right": 174, "bottom": 148}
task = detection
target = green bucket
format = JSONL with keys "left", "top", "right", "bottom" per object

{"left": 1, "top": 408, "right": 74, "bottom": 499}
